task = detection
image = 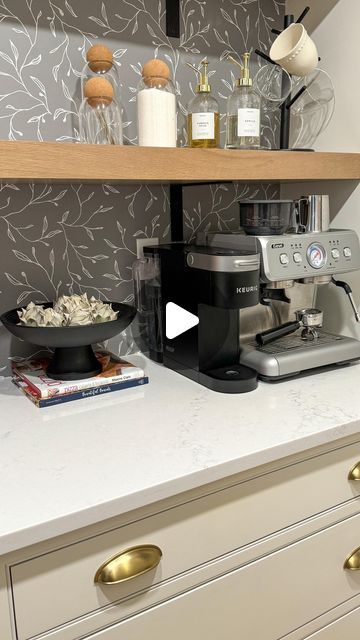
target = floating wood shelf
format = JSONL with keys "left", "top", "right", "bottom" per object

{"left": 0, "top": 141, "right": 359, "bottom": 184}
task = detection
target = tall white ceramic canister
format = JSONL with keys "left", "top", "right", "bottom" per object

{"left": 137, "top": 59, "right": 177, "bottom": 147}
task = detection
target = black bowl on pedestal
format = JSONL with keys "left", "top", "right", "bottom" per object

{"left": 0, "top": 302, "right": 137, "bottom": 380}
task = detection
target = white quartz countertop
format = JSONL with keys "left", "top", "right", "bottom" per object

{"left": 1, "top": 356, "right": 360, "bottom": 555}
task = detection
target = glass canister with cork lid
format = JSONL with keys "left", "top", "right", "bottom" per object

{"left": 137, "top": 59, "right": 177, "bottom": 147}
{"left": 81, "top": 44, "right": 121, "bottom": 103}
{"left": 79, "top": 76, "right": 123, "bottom": 144}
{"left": 79, "top": 44, "right": 123, "bottom": 144}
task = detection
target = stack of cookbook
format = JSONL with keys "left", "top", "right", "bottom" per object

{"left": 12, "top": 350, "right": 148, "bottom": 408}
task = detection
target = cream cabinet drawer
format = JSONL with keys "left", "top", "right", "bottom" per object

{"left": 303, "top": 606, "right": 360, "bottom": 639}
{"left": 87, "top": 513, "right": 360, "bottom": 640}
{"left": 11, "top": 441, "right": 360, "bottom": 640}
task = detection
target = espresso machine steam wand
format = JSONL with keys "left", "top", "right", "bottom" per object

{"left": 331, "top": 277, "right": 360, "bottom": 323}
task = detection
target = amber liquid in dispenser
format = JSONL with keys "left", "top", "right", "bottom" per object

{"left": 187, "top": 112, "right": 220, "bottom": 148}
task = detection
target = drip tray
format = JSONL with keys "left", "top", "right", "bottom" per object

{"left": 240, "top": 330, "right": 360, "bottom": 379}
{"left": 259, "top": 331, "right": 343, "bottom": 354}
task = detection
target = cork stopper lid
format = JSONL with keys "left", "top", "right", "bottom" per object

{"left": 142, "top": 58, "right": 170, "bottom": 87}
{"left": 86, "top": 44, "right": 113, "bottom": 73}
{"left": 84, "top": 77, "right": 114, "bottom": 107}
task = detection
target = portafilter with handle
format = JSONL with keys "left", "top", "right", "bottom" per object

{"left": 256, "top": 308, "right": 323, "bottom": 346}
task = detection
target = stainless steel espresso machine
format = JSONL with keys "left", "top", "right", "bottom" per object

{"left": 201, "top": 196, "right": 360, "bottom": 381}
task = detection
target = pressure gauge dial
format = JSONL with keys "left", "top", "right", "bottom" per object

{"left": 307, "top": 243, "right": 326, "bottom": 269}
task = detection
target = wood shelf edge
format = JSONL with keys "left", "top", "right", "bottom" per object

{"left": 0, "top": 141, "right": 359, "bottom": 183}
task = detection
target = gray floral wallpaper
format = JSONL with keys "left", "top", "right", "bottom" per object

{"left": 0, "top": 0, "right": 284, "bottom": 373}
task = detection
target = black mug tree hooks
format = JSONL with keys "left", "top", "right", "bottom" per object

{"left": 255, "top": 5, "right": 321, "bottom": 151}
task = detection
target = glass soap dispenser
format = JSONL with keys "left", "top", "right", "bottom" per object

{"left": 226, "top": 53, "right": 261, "bottom": 149}
{"left": 186, "top": 59, "right": 220, "bottom": 148}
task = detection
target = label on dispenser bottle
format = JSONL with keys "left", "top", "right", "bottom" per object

{"left": 237, "top": 108, "right": 260, "bottom": 137}
{"left": 192, "top": 112, "right": 215, "bottom": 140}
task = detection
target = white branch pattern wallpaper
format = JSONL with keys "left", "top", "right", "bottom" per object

{"left": 0, "top": 0, "right": 284, "bottom": 373}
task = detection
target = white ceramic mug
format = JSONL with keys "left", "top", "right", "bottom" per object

{"left": 270, "top": 23, "right": 318, "bottom": 77}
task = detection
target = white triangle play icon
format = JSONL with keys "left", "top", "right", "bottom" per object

{"left": 166, "top": 302, "right": 199, "bottom": 339}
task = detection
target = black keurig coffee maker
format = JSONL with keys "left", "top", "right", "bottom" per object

{"left": 137, "top": 243, "right": 260, "bottom": 393}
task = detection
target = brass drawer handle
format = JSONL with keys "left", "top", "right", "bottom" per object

{"left": 349, "top": 462, "right": 360, "bottom": 481}
{"left": 344, "top": 546, "right": 360, "bottom": 571}
{"left": 94, "top": 545, "right": 162, "bottom": 585}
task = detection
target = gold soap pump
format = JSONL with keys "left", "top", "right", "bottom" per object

{"left": 186, "top": 58, "right": 220, "bottom": 148}
{"left": 225, "top": 53, "right": 261, "bottom": 149}
{"left": 228, "top": 53, "right": 252, "bottom": 87}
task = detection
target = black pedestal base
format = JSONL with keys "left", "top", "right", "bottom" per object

{"left": 46, "top": 345, "right": 102, "bottom": 380}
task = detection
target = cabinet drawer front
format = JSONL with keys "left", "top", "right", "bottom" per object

{"left": 11, "top": 441, "right": 360, "bottom": 640}
{"left": 87, "top": 514, "right": 360, "bottom": 640}
{"left": 303, "top": 606, "right": 360, "bottom": 639}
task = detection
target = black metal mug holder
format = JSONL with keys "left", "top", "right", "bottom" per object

{"left": 255, "top": 6, "right": 319, "bottom": 151}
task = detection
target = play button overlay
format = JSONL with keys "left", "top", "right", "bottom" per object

{"left": 166, "top": 302, "right": 199, "bottom": 340}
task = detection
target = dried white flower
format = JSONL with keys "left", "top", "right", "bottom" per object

{"left": 18, "top": 302, "right": 44, "bottom": 326}
{"left": 17, "top": 294, "right": 118, "bottom": 327}
{"left": 43, "top": 308, "right": 64, "bottom": 327}
{"left": 68, "top": 308, "right": 93, "bottom": 326}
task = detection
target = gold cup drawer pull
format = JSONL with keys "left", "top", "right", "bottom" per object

{"left": 94, "top": 545, "right": 162, "bottom": 585}
{"left": 344, "top": 546, "right": 360, "bottom": 571}
{"left": 348, "top": 462, "right": 360, "bottom": 481}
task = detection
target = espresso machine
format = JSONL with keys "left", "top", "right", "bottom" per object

{"left": 139, "top": 243, "right": 261, "bottom": 393}
{"left": 200, "top": 196, "right": 360, "bottom": 381}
